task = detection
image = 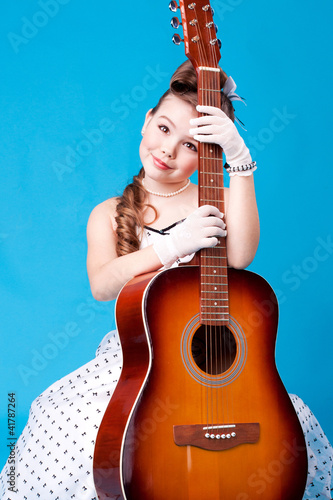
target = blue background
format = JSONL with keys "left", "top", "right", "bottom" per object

{"left": 1, "top": 0, "right": 332, "bottom": 467}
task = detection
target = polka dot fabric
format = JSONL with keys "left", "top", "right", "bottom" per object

{"left": 0, "top": 331, "right": 122, "bottom": 500}
{"left": 290, "top": 394, "right": 333, "bottom": 499}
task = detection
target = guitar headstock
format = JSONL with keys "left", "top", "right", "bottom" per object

{"left": 170, "top": 1, "right": 221, "bottom": 70}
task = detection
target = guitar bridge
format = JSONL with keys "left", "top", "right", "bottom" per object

{"left": 173, "top": 422, "right": 260, "bottom": 451}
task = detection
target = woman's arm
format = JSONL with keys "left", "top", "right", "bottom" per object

{"left": 86, "top": 199, "right": 162, "bottom": 301}
{"left": 87, "top": 198, "right": 228, "bottom": 301}
{"left": 224, "top": 175, "right": 259, "bottom": 269}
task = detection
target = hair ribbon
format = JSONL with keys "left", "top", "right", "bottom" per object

{"left": 223, "top": 76, "right": 247, "bottom": 130}
{"left": 222, "top": 76, "right": 246, "bottom": 104}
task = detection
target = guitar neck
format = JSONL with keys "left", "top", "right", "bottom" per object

{"left": 197, "top": 68, "right": 229, "bottom": 325}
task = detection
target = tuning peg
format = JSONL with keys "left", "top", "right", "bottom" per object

{"left": 206, "top": 21, "right": 218, "bottom": 33}
{"left": 169, "top": 1, "right": 178, "bottom": 12}
{"left": 209, "top": 37, "right": 221, "bottom": 48}
{"left": 202, "top": 4, "right": 214, "bottom": 15}
{"left": 170, "top": 16, "right": 181, "bottom": 29}
{"left": 172, "top": 33, "right": 183, "bottom": 45}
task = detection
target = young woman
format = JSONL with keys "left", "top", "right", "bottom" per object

{"left": 86, "top": 63, "right": 259, "bottom": 304}
{"left": 0, "top": 61, "right": 331, "bottom": 500}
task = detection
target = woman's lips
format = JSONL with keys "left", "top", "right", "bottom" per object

{"left": 152, "top": 155, "right": 171, "bottom": 170}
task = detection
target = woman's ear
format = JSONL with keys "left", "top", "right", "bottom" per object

{"left": 141, "top": 109, "right": 153, "bottom": 135}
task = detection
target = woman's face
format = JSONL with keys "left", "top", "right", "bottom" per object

{"left": 139, "top": 94, "right": 198, "bottom": 187}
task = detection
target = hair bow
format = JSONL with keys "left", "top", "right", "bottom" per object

{"left": 222, "top": 76, "right": 246, "bottom": 104}
{"left": 222, "top": 76, "right": 247, "bottom": 129}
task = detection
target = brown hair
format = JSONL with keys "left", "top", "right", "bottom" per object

{"left": 115, "top": 60, "right": 234, "bottom": 256}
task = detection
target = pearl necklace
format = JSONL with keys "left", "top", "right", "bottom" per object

{"left": 142, "top": 178, "right": 191, "bottom": 198}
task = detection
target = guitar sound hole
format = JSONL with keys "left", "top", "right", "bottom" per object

{"left": 191, "top": 325, "right": 237, "bottom": 375}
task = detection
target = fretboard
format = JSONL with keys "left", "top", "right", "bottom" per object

{"left": 198, "top": 68, "right": 229, "bottom": 325}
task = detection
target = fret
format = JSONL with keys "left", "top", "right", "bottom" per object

{"left": 201, "top": 298, "right": 228, "bottom": 302}
{"left": 201, "top": 313, "right": 229, "bottom": 316}
{"left": 199, "top": 88, "right": 220, "bottom": 93}
{"left": 201, "top": 286, "right": 228, "bottom": 290}
{"left": 200, "top": 316, "right": 229, "bottom": 322}
{"left": 200, "top": 319, "right": 229, "bottom": 322}
{"left": 201, "top": 254, "right": 227, "bottom": 258}
{"left": 200, "top": 197, "right": 225, "bottom": 202}
{"left": 201, "top": 262, "right": 226, "bottom": 267}
{"left": 200, "top": 165, "right": 223, "bottom": 169}
{"left": 201, "top": 256, "right": 227, "bottom": 260}
{"left": 201, "top": 273, "right": 228, "bottom": 277}
{"left": 201, "top": 287, "right": 227, "bottom": 290}
{"left": 202, "top": 311, "right": 229, "bottom": 315}
{"left": 201, "top": 281, "right": 228, "bottom": 293}
{"left": 201, "top": 269, "right": 227, "bottom": 272}
{"left": 201, "top": 300, "right": 228, "bottom": 305}
{"left": 202, "top": 304, "right": 229, "bottom": 311}
{"left": 201, "top": 260, "right": 226, "bottom": 264}
{"left": 200, "top": 202, "right": 225, "bottom": 207}
{"left": 200, "top": 264, "right": 228, "bottom": 269}
{"left": 201, "top": 254, "right": 226, "bottom": 258}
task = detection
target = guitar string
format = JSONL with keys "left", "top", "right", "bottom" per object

{"left": 192, "top": 5, "right": 212, "bottom": 432}
{"left": 206, "top": 20, "right": 230, "bottom": 433}
{"left": 190, "top": 3, "right": 204, "bottom": 426}
{"left": 197, "top": 9, "right": 219, "bottom": 432}
{"left": 198, "top": 8, "right": 214, "bottom": 433}
{"left": 206, "top": 23, "right": 219, "bottom": 434}
{"left": 196, "top": 15, "right": 212, "bottom": 431}
{"left": 194, "top": 4, "right": 234, "bottom": 435}
{"left": 203, "top": 13, "right": 216, "bottom": 432}
{"left": 209, "top": 19, "right": 231, "bottom": 432}
{"left": 211, "top": 69, "right": 220, "bottom": 433}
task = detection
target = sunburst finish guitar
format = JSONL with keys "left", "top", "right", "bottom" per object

{"left": 93, "top": 2, "right": 308, "bottom": 498}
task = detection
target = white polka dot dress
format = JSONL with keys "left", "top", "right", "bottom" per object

{"left": 290, "top": 394, "right": 333, "bottom": 499}
{"left": 1, "top": 227, "right": 332, "bottom": 499}
{"left": 0, "top": 331, "right": 122, "bottom": 500}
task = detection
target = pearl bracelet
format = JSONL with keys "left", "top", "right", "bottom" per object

{"left": 224, "top": 161, "right": 257, "bottom": 173}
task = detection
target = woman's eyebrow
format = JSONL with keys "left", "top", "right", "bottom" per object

{"left": 157, "top": 114, "right": 197, "bottom": 143}
{"left": 158, "top": 115, "right": 176, "bottom": 128}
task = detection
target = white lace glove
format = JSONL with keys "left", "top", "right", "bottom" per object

{"left": 153, "top": 205, "right": 226, "bottom": 268}
{"left": 189, "top": 105, "right": 256, "bottom": 177}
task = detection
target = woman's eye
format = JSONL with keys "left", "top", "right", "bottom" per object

{"left": 184, "top": 142, "right": 197, "bottom": 152}
{"left": 159, "top": 125, "right": 169, "bottom": 133}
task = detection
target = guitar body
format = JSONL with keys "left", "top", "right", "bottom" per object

{"left": 94, "top": 266, "right": 307, "bottom": 499}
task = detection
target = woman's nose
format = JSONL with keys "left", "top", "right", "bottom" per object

{"left": 161, "top": 141, "right": 176, "bottom": 158}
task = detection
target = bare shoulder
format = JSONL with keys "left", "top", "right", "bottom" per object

{"left": 87, "top": 197, "right": 120, "bottom": 272}
{"left": 87, "top": 197, "right": 119, "bottom": 233}
{"left": 89, "top": 197, "right": 119, "bottom": 218}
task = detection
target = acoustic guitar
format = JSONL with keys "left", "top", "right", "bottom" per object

{"left": 93, "top": 2, "right": 308, "bottom": 498}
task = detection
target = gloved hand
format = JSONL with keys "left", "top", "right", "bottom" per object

{"left": 153, "top": 205, "right": 226, "bottom": 268}
{"left": 189, "top": 105, "right": 256, "bottom": 176}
